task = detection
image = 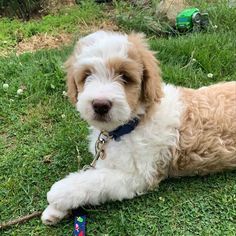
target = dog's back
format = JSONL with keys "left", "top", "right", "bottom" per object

{"left": 170, "top": 82, "right": 236, "bottom": 176}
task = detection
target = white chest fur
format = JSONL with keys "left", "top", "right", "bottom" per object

{"left": 89, "top": 84, "right": 184, "bottom": 182}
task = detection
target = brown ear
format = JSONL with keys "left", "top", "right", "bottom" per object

{"left": 64, "top": 54, "right": 78, "bottom": 104}
{"left": 128, "top": 33, "right": 163, "bottom": 107}
{"left": 64, "top": 33, "right": 99, "bottom": 104}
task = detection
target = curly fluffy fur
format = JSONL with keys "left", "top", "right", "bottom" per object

{"left": 42, "top": 31, "right": 236, "bottom": 225}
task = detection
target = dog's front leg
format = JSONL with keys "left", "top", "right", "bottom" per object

{"left": 41, "top": 168, "right": 143, "bottom": 225}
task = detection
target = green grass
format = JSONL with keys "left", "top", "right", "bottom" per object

{"left": 1, "top": 1, "right": 236, "bottom": 235}
{"left": 0, "top": 0, "right": 103, "bottom": 52}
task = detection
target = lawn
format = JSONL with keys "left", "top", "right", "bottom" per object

{"left": 0, "top": 1, "right": 236, "bottom": 235}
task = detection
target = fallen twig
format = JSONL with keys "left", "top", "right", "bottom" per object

{"left": 0, "top": 211, "right": 42, "bottom": 230}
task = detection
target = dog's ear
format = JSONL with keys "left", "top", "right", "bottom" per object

{"left": 64, "top": 54, "right": 78, "bottom": 104}
{"left": 128, "top": 33, "right": 163, "bottom": 108}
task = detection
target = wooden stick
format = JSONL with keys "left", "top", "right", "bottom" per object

{"left": 0, "top": 211, "right": 42, "bottom": 230}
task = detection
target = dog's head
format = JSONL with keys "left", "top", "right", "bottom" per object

{"left": 65, "top": 31, "right": 163, "bottom": 131}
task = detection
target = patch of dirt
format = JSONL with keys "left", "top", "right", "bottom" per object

{"left": 16, "top": 33, "right": 73, "bottom": 55}
{"left": 80, "top": 19, "right": 120, "bottom": 35}
{"left": 15, "top": 19, "right": 119, "bottom": 55}
{"left": 0, "top": 131, "right": 17, "bottom": 152}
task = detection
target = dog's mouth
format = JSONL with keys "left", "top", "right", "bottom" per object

{"left": 93, "top": 113, "right": 111, "bottom": 122}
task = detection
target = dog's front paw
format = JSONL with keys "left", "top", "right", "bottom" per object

{"left": 41, "top": 205, "right": 68, "bottom": 225}
{"left": 46, "top": 174, "right": 87, "bottom": 209}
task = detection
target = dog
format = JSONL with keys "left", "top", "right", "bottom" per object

{"left": 41, "top": 31, "right": 236, "bottom": 225}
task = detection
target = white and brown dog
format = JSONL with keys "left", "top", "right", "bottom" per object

{"left": 42, "top": 31, "right": 236, "bottom": 225}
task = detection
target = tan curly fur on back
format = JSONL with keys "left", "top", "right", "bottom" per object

{"left": 169, "top": 82, "right": 236, "bottom": 176}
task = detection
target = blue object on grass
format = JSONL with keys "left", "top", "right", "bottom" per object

{"left": 73, "top": 208, "right": 87, "bottom": 236}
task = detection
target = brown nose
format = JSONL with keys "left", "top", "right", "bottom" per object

{"left": 92, "top": 99, "right": 112, "bottom": 115}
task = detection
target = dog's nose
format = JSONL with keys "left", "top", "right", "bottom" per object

{"left": 92, "top": 99, "right": 112, "bottom": 115}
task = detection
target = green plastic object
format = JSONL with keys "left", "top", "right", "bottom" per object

{"left": 176, "top": 8, "right": 201, "bottom": 31}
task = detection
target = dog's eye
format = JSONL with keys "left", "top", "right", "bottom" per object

{"left": 82, "top": 71, "right": 92, "bottom": 82}
{"left": 121, "top": 74, "right": 131, "bottom": 84}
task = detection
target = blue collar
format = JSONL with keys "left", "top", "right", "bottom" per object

{"left": 83, "top": 118, "right": 140, "bottom": 169}
{"left": 109, "top": 117, "right": 139, "bottom": 141}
